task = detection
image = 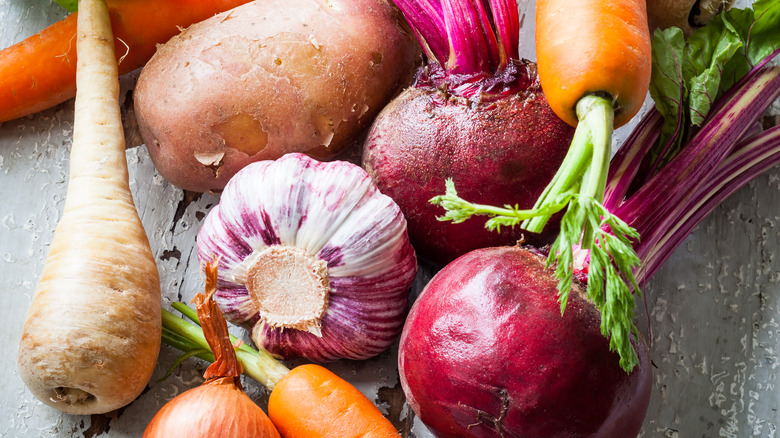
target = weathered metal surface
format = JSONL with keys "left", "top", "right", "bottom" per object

{"left": 1, "top": 1, "right": 778, "bottom": 437}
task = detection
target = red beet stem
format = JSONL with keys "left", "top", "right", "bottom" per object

{"left": 614, "top": 66, "right": 780, "bottom": 277}
{"left": 393, "top": 0, "right": 520, "bottom": 85}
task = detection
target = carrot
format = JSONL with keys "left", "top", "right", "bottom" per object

{"left": 268, "top": 364, "right": 401, "bottom": 438}
{"left": 522, "top": 0, "right": 651, "bottom": 224}
{"left": 161, "top": 264, "right": 401, "bottom": 438}
{"left": 535, "top": 0, "right": 652, "bottom": 128}
{"left": 17, "top": 0, "right": 161, "bottom": 415}
{"left": 0, "top": 0, "right": 252, "bottom": 123}
{"left": 440, "top": 0, "right": 651, "bottom": 368}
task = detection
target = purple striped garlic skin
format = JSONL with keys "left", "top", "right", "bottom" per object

{"left": 197, "top": 153, "right": 417, "bottom": 362}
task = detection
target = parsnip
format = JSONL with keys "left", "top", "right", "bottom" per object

{"left": 17, "top": 0, "right": 161, "bottom": 415}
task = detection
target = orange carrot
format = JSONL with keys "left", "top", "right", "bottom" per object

{"left": 268, "top": 364, "right": 400, "bottom": 438}
{"left": 161, "top": 263, "right": 401, "bottom": 438}
{"left": 0, "top": 0, "right": 251, "bottom": 123}
{"left": 502, "top": 0, "right": 653, "bottom": 342}
{"left": 535, "top": 0, "right": 652, "bottom": 128}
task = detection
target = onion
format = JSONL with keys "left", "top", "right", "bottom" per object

{"left": 646, "top": 0, "right": 735, "bottom": 36}
{"left": 196, "top": 153, "right": 417, "bottom": 362}
{"left": 144, "top": 377, "right": 280, "bottom": 437}
{"left": 145, "top": 261, "right": 280, "bottom": 438}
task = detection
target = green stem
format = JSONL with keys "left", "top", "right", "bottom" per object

{"left": 430, "top": 178, "right": 570, "bottom": 230}
{"left": 529, "top": 121, "right": 593, "bottom": 211}
{"left": 522, "top": 94, "right": 614, "bottom": 233}
{"left": 171, "top": 301, "right": 202, "bottom": 325}
{"left": 161, "top": 328, "right": 216, "bottom": 362}
{"left": 577, "top": 95, "right": 614, "bottom": 201}
{"left": 171, "top": 302, "right": 257, "bottom": 356}
{"left": 157, "top": 337, "right": 213, "bottom": 382}
{"left": 161, "top": 308, "right": 290, "bottom": 390}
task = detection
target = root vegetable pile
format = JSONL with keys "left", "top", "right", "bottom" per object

{"left": 5, "top": 0, "right": 780, "bottom": 436}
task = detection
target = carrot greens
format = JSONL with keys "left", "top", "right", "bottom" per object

{"left": 433, "top": 0, "right": 780, "bottom": 372}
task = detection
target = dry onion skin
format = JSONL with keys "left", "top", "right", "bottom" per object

{"left": 144, "top": 378, "right": 280, "bottom": 438}
{"left": 144, "top": 261, "right": 280, "bottom": 438}
{"left": 196, "top": 153, "right": 417, "bottom": 362}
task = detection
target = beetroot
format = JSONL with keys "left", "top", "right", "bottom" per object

{"left": 362, "top": 62, "right": 573, "bottom": 265}
{"left": 399, "top": 246, "right": 652, "bottom": 437}
{"left": 360, "top": 1, "right": 574, "bottom": 266}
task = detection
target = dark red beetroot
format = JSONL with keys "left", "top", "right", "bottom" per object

{"left": 362, "top": 61, "right": 574, "bottom": 266}
{"left": 399, "top": 246, "right": 652, "bottom": 438}
{"left": 360, "top": 0, "right": 575, "bottom": 266}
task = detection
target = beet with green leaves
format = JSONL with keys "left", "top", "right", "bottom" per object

{"left": 361, "top": 1, "right": 574, "bottom": 266}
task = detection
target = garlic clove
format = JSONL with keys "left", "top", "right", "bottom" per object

{"left": 197, "top": 205, "right": 259, "bottom": 324}
{"left": 196, "top": 153, "right": 417, "bottom": 362}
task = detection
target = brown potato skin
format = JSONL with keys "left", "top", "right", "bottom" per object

{"left": 646, "top": 0, "right": 735, "bottom": 36}
{"left": 134, "top": 0, "right": 418, "bottom": 192}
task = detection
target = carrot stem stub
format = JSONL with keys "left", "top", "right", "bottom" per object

{"left": 522, "top": 94, "right": 614, "bottom": 233}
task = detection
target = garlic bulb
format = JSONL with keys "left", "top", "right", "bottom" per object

{"left": 197, "top": 153, "right": 417, "bottom": 362}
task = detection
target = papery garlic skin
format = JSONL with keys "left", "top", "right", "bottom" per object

{"left": 197, "top": 153, "right": 417, "bottom": 362}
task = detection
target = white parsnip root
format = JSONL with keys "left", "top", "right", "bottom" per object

{"left": 18, "top": 0, "right": 161, "bottom": 415}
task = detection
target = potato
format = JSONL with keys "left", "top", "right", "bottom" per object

{"left": 133, "top": 0, "right": 418, "bottom": 192}
{"left": 646, "top": 0, "right": 735, "bottom": 36}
